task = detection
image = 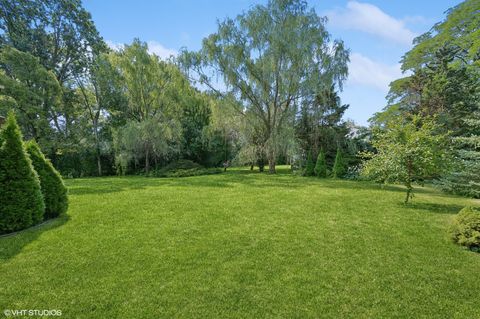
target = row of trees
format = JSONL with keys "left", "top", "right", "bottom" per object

{"left": 363, "top": 0, "right": 479, "bottom": 201}
{"left": 0, "top": 0, "right": 363, "bottom": 178}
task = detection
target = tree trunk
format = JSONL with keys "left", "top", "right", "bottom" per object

{"left": 267, "top": 148, "right": 276, "bottom": 174}
{"left": 405, "top": 184, "right": 412, "bottom": 204}
{"left": 250, "top": 163, "right": 254, "bottom": 171}
{"left": 97, "top": 155, "right": 102, "bottom": 177}
{"left": 145, "top": 148, "right": 150, "bottom": 174}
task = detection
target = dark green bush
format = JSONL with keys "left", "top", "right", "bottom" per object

{"left": 314, "top": 150, "right": 327, "bottom": 178}
{"left": 303, "top": 151, "right": 315, "bottom": 176}
{"left": 332, "top": 148, "right": 346, "bottom": 178}
{"left": 26, "top": 140, "right": 68, "bottom": 219}
{"left": 149, "top": 160, "right": 221, "bottom": 178}
{"left": 0, "top": 112, "right": 45, "bottom": 234}
{"left": 450, "top": 206, "right": 480, "bottom": 251}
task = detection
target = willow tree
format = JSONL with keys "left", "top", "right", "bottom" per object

{"left": 180, "top": 0, "right": 349, "bottom": 173}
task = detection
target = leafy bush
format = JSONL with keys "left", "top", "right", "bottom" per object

{"left": 26, "top": 140, "right": 68, "bottom": 219}
{"left": 332, "top": 148, "right": 346, "bottom": 178}
{"left": 314, "top": 150, "right": 327, "bottom": 178}
{"left": 450, "top": 206, "right": 480, "bottom": 251}
{"left": 149, "top": 160, "right": 221, "bottom": 178}
{"left": 303, "top": 151, "right": 315, "bottom": 176}
{"left": 0, "top": 112, "right": 45, "bottom": 234}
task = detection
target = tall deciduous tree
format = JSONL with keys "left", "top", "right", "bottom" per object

{"left": 0, "top": 46, "right": 61, "bottom": 145}
{"left": 180, "top": 0, "right": 348, "bottom": 173}
{"left": 110, "top": 39, "right": 184, "bottom": 173}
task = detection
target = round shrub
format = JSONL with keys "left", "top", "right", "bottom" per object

{"left": 450, "top": 206, "right": 480, "bottom": 251}
{"left": 26, "top": 140, "right": 68, "bottom": 219}
{"left": 0, "top": 112, "right": 45, "bottom": 234}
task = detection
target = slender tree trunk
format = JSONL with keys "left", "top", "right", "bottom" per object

{"left": 405, "top": 158, "right": 413, "bottom": 203}
{"left": 268, "top": 148, "right": 276, "bottom": 174}
{"left": 250, "top": 163, "right": 254, "bottom": 171}
{"left": 93, "top": 122, "right": 102, "bottom": 176}
{"left": 145, "top": 148, "right": 150, "bottom": 174}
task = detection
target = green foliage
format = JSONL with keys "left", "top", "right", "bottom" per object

{"left": 450, "top": 206, "right": 480, "bottom": 251}
{"left": 332, "top": 148, "right": 346, "bottom": 178}
{"left": 0, "top": 46, "right": 61, "bottom": 143}
{"left": 440, "top": 111, "right": 480, "bottom": 198}
{"left": 314, "top": 150, "right": 327, "bottom": 178}
{"left": 303, "top": 151, "right": 315, "bottom": 176}
{"left": 149, "top": 160, "right": 221, "bottom": 178}
{"left": 402, "top": 0, "right": 480, "bottom": 70}
{"left": 362, "top": 116, "right": 451, "bottom": 203}
{"left": 0, "top": 112, "right": 44, "bottom": 233}
{"left": 180, "top": 0, "right": 349, "bottom": 173}
{"left": 25, "top": 140, "right": 68, "bottom": 219}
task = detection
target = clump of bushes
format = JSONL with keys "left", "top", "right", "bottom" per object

{"left": 26, "top": 140, "right": 68, "bottom": 219}
{"left": 0, "top": 112, "right": 45, "bottom": 233}
{"left": 0, "top": 112, "right": 67, "bottom": 234}
{"left": 303, "top": 148, "right": 347, "bottom": 178}
{"left": 149, "top": 159, "right": 222, "bottom": 178}
{"left": 450, "top": 206, "right": 480, "bottom": 251}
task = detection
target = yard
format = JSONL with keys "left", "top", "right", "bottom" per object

{"left": 1, "top": 168, "right": 479, "bottom": 318}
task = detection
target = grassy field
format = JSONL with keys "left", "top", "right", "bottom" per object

{"left": 1, "top": 167, "right": 479, "bottom": 318}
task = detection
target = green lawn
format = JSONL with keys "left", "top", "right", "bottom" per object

{"left": 1, "top": 167, "right": 479, "bottom": 318}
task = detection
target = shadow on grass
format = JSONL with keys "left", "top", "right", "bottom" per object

{"left": 400, "top": 202, "right": 464, "bottom": 214}
{"left": 0, "top": 214, "right": 70, "bottom": 262}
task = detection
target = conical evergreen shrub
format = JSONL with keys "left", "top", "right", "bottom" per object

{"left": 0, "top": 112, "right": 45, "bottom": 234}
{"left": 26, "top": 140, "right": 68, "bottom": 219}
{"left": 332, "top": 148, "right": 346, "bottom": 178}
{"left": 314, "top": 150, "right": 327, "bottom": 177}
{"left": 304, "top": 151, "right": 315, "bottom": 176}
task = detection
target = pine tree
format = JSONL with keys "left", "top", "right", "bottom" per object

{"left": 26, "top": 140, "right": 68, "bottom": 218}
{"left": 332, "top": 148, "right": 346, "bottom": 178}
{"left": 0, "top": 112, "right": 45, "bottom": 234}
{"left": 314, "top": 150, "right": 327, "bottom": 178}
{"left": 304, "top": 151, "right": 315, "bottom": 176}
{"left": 441, "top": 112, "right": 480, "bottom": 198}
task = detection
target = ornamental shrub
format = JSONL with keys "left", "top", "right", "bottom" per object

{"left": 332, "top": 148, "right": 347, "bottom": 178}
{"left": 314, "top": 150, "right": 327, "bottom": 178}
{"left": 0, "top": 112, "right": 45, "bottom": 234}
{"left": 450, "top": 206, "right": 480, "bottom": 251}
{"left": 26, "top": 140, "right": 68, "bottom": 219}
{"left": 303, "top": 151, "right": 315, "bottom": 176}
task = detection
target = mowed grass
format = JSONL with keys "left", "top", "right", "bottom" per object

{"left": 1, "top": 167, "right": 479, "bottom": 318}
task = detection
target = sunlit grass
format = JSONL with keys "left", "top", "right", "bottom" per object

{"left": 1, "top": 167, "right": 479, "bottom": 318}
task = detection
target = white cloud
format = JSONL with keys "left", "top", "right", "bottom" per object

{"left": 106, "top": 40, "right": 177, "bottom": 59}
{"left": 326, "top": 1, "right": 417, "bottom": 46}
{"left": 347, "top": 52, "right": 403, "bottom": 92}
{"left": 106, "top": 40, "right": 124, "bottom": 51}
{"left": 146, "top": 41, "right": 177, "bottom": 59}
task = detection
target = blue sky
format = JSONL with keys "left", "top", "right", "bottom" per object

{"left": 83, "top": 0, "right": 462, "bottom": 126}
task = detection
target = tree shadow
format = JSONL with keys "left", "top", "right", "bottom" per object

{"left": 400, "top": 202, "right": 464, "bottom": 215}
{"left": 0, "top": 214, "right": 70, "bottom": 262}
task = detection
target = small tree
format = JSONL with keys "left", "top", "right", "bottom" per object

{"left": 332, "top": 148, "right": 346, "bottom": 178}
{"left": 362, "top": 116, "right": 451, "bottom": 203}
{"left": 0, "top": 112, "right": 44, "bottom": 233}
{"left": 314, "top": 150, "right": 327, "bottom": 178}
{"left": 304, "top": 151, "right": 315, "bottom": 176}
{"left": 26, "top": 140, "right": 68, "bottom": 219}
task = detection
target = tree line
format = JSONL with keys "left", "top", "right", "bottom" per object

{"left": 0, "top": 0, "right": 367, "bottom": 178}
